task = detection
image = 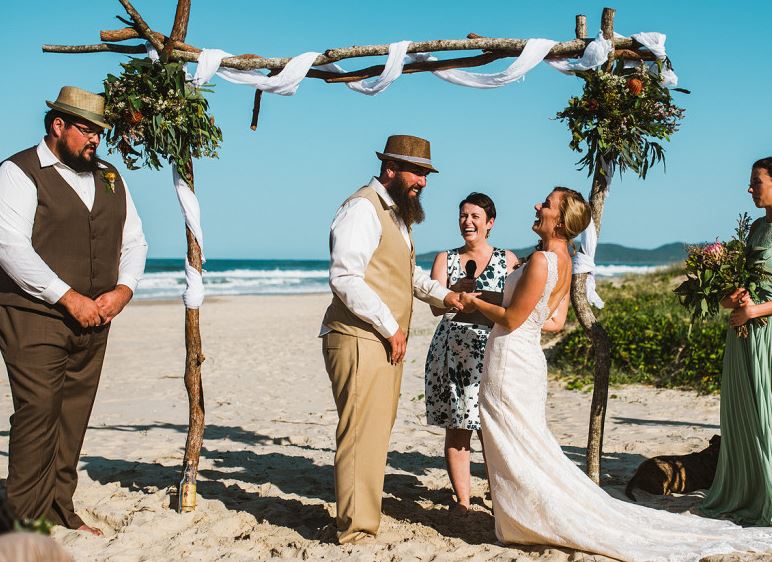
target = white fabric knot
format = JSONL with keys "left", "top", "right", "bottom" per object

{"left": 316, "top": 40, "right": 412, "bottom": 96}
{"left": 173, "top": 169, "right": 206, "bottom": 309}
{"left": 548, "top": 32, "right": 613, "bottom": 74}
{"left": 630, "top": 32, "right": 678, "bottom": 87}
{"left": 572, "top": 217, "right": 604, "bottom": 309}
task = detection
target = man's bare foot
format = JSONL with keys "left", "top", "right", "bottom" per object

{"left": 449, "top": 502, "right": 470, "bottom": 516}
{"left": 77, "top": 524, "right": 103, "bottom": 536}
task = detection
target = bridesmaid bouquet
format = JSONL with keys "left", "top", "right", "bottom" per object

{"left": 675, "top": 213, "right": 772, "bottom": 337}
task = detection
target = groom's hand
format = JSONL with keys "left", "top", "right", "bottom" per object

{"left": 443, "top": 291, "right": 465, "bottom": 312}
{"left": 387, "top": 328, "right": 407, "bottom": 365}
{"left": 95, "top": 285, "right": 134, "bottom": 324}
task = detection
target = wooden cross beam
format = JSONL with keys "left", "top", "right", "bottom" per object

{"left": 43, "top": 1, "right": 655, "bottom": 85}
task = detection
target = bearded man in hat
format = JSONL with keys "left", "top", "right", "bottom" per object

{"left": 0, "top": 86, "right": 147, "bottom": 535}
{"left": 320, "top": 134, "right": 465, "bottom": 544}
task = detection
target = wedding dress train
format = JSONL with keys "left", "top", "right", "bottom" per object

{"left": 480, "top": 251, "right": 772, "bottom": 561}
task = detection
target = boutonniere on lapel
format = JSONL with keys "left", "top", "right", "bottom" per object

{"left": 102, "top": 170, "right": 117, "bottom": 194}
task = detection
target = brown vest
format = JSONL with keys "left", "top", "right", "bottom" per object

{"left": 0, "top": 146, "right": 127, "bottom": 317}
{"left": 323, "top": 185, "right": 415, "bottom": 342}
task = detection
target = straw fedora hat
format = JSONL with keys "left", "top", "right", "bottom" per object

{"left": 376, "top": 134, "right": 438, "bottom": 173}
{"left": 46, "top": 86, "right": 111, "bottom": 130}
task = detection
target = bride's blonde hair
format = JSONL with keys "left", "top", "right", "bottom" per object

{"left": 553, "top": 187, "right": 592, "bottom": 240}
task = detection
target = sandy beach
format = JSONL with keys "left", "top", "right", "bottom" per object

{"left": 0, "top": 294, "right": 765, "bottom": 561}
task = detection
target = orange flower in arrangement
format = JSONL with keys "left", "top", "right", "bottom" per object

{"left": 627, "top": 78, "right": 644, "bottom": 96}
{"left": 125, "top": 110, "right": 143, "bottom": 126}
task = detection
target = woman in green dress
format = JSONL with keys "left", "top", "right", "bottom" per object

{"left": 702, "top": 157, "right": 772, "bottom": 525}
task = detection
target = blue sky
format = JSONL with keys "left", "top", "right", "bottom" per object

{"left": 1, "top": 1, "right": 770, "bottom": 259}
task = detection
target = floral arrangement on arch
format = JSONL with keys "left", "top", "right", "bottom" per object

{"left": 103, "top": 58, "right": 223, "bottom": 186}
{"left": 556, "top": 62, "right": 686, "bottom": 179}
{"left": 674, "top": 213, "right": 772, "bottom": 337}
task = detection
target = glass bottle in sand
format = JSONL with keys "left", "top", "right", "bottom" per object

{"left": 178, "top": 460, "right": 197, "bottom": 513}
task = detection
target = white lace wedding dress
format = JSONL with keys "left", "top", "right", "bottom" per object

{"left": 480, "top": 251, "right": 772, "bottom": 561}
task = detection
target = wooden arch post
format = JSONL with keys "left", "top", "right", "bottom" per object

{"left": 569, "top": 7, "right": 615, "bottom": 485}
{"left": 161, "top": 2, "right": 207, "bottom": 479}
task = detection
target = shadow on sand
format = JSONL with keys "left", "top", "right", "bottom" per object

{"left": 81, "top": 421, "right": 707, "bottom": 543}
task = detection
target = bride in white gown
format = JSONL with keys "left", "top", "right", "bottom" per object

{"left": 459, "top": 187, "right": 772, "bottom": 561}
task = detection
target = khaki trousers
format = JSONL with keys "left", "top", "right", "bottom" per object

{"left": 322, "top": 331, "right": 403, "bottom": 544}
{"left": 0, "top": 306, "right": 110, "bottom": 529}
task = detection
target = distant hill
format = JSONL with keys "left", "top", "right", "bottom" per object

{"left": 416, "top": 242, "right": 687, "bottom": 265}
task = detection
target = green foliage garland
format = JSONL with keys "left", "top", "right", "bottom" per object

{"left": 103, "top": 58, "right": 223, "bottom": 186}
{"left": 556, "top": 62, "right": 685, "bottom": 179}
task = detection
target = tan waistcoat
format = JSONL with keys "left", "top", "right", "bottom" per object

{"left": 0, "top": 146, "right": 127, "bottom": 317}
{"left": 323, "top": 185, "right": 415, "bottom": 342}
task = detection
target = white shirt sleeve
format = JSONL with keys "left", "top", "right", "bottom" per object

{"left": 116, "top": 177, "right": 148, "bottom": 293}
{"left": 413, "top": 267, "right": 450, "bottom": 307}
{"left": 0, "top": 160, "right": 70, "bottom": 303}
{"left": 328, "top": 197, "right": 400, "bottom": 339}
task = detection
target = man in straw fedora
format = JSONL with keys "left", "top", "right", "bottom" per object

{"left": 320, "top": 134, "right": 465, "bottom": 544}
{"left": 0, "top": 86, "right": 147, "bottom": 535}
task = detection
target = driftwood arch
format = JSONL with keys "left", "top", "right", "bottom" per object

{"left": 44, "top": 0, "right": 662, "bottom": 493}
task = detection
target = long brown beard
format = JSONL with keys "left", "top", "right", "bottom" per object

{"left": 387, "top": 176, "right": 425, "bottom": 226}
{"left": 57, "top": 138, "right": 100, "bottom": 173}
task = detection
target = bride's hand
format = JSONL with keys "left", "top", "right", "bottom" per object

{"left": 458, "top": 292, "right": 481, "bottom": 311}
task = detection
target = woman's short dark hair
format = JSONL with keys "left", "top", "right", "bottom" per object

{"left": 459, "top": 192, "right": 496, "bottom": 221}
{"left": 752, "top": 157, "right": 772, "bottom": 177}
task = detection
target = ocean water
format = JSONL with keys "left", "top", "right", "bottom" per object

{"left": 135, "top": 258, "right": 670, "bottom": 300}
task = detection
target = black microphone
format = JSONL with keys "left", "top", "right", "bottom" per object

{"left": 464, "top": 260, "right": 477, "bottom": 289}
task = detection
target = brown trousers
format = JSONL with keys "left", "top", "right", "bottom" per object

{"left": 0, "top": 306, "right": 110, "bottom": 529}
{"left": 322, "top": 331, "right": 403, "bottom": 544}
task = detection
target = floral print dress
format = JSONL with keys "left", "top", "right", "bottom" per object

{"left": 424, "top": 248, "right": 508, "bottom": 430}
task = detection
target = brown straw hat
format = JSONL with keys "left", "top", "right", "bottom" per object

{"left": 376, "top": 134, "right": 438, "bottom": 173}
{"left": 46, "top": 86, "right": 111, "bottom": 130}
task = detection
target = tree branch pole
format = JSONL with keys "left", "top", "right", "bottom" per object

{"left": 575, "top": 14, "right": 587, "bottom": 40}
{"left": 182, "top": 158, "right": 206, "bottom": 477}
{"left": 161, "top": 1, "right": 206, "bottom": 487}
{"left": 161, "top": 0, "right": 191, "bottom": 62}
{"left": 116, "top": 0, "right": 164, "bottom": 53}
{"left": 571, "top": 6, "right": 615, "bottom": 486}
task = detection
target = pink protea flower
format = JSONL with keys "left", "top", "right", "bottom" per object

{"left": 703, "top": 240, "right": 725, "bottom": 259}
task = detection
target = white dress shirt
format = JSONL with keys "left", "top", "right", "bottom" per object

{"left": 0, "top": 141, "right": 148, "bottom": 304}
{"left": 321, "top": 177, "right": 449, "bottom": 339}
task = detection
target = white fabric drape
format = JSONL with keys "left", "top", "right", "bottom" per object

{"left": 317, "top": 40, "right": 413, "bottom": 95}
{"left": 175, "top": 28, "right": 677, "bottom": 96}
{"left": 172, "top": 169, "right": 206, "bottom": 308}
{"left": 407, "top": 38, "right": 557, "bottom": 88}
{"left": 630, "top": 32, "right": 678, "bottom": 87}
{"left": 572, "top": 217, "right": 604, "bottom": 309}
{"left": 193, "top": 49, "right": 322, "bottom": 95}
